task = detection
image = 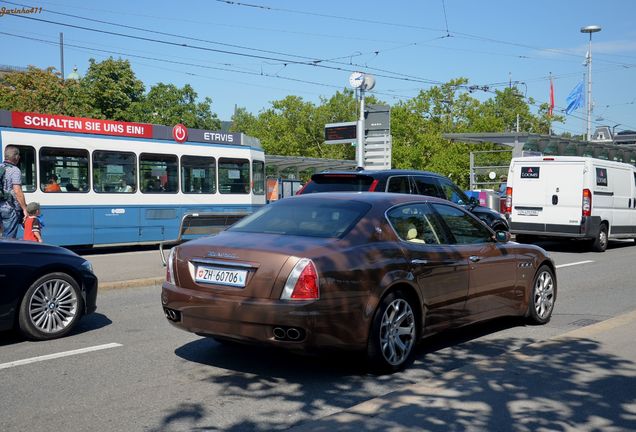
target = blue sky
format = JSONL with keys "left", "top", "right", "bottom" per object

{"left": 1, "top": 0, "right": 635, "bottom": 136}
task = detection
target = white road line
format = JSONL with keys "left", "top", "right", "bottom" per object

{"left": 556, "top": 260, "right": 594, "bottom": 269}
{"left": 0, "top": 342, "right": 122, "bottom": 370}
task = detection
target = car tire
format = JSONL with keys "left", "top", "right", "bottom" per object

{"left": 367, "top": 289, "right": 419, "bottom": 374}
{"left": 526, "top": 265, "right": 556, "bottom": 325}
{"left": 591, "top": 224, "right": 608, "bottom": 252}
{"left": 18, "top": 272, "right": 83, "bottom": 341}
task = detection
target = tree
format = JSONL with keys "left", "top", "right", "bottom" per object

{"left": 128, "top": 83, "right": 220, "bottom": 129}
{"left": 81, "top": 57, "right": 145, "bottom": 121}
{"left": 0, "top": 66, "right": 95, "bottom": 117}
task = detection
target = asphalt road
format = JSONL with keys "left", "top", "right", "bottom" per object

{"left": 1, "top": 239, "right": 636, "bottom": 431}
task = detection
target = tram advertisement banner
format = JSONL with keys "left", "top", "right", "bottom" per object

{"left": 11, "top": 111, "right": 153, "bottom": 138}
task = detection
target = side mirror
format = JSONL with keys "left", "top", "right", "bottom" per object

{"left": 468, "top": 196, "right": 479, "bottom": 206}
{"left": 494, "top": 231, "right": 511, "bottom": 243}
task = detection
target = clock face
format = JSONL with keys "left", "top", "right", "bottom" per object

{"left": 349, "top": 72, "right": 364, "bottom": 89}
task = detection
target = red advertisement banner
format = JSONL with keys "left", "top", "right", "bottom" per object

{"left": 11, "top": 112, "right": 153, "bottom": 138}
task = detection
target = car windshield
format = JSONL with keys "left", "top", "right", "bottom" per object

{"left": 301, "top": 174, "right": 374, "bottom": 193}
{"left": 229, "top": 198, "right": 371, "bottom": 238}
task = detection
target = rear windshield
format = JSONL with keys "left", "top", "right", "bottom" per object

{"left": 229, "top": 198, "right": 371, "bottom": 238}
{"left": 300, "top": 174, "right": 374, "bottom": 193}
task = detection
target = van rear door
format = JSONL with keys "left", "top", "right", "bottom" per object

{"left": 511, "top": 159, "right": 585, "bottom": 227}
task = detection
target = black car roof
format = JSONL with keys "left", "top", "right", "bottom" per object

{"left": 311, "top": 169, "right": 445, "bottom": 179}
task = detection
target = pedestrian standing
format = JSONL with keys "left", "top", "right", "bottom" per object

{"left": 23, "top": 202, "right": 43, "bottom": 243}
{"left": 0, "top": 145, "right": 28, "bottom": 238}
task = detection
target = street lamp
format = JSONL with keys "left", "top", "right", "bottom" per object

{"left": 581, "top": 25, "right": 601, "bottom": 142}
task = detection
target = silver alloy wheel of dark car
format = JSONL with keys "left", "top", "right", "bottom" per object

{"left": 19, "top": 273, "right": 81, "bottom": 340}
{"left": 531, "top": 267, "right": 555, "bottom": 323}
{"left": 379, "top": 298, "right": 416, "bottom": 366}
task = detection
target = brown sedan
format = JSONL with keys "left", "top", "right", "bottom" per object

{"left": 162, "top": 192, "right": 556, "bottom": 373}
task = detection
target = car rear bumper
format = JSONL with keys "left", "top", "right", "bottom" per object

{"left": 161, "top": 282, "right": 370, "bottom": 352}
{"left": 510, "top": 216, "right": 601, "bottom": 239}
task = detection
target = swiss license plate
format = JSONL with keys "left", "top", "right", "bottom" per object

{"left": 517, "top": 209, "right": 539, "bottom": 216}
{"left": 195, "top": 266, "right": 247, "bottom": 287}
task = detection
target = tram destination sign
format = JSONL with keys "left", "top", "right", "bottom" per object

{"left": 10, "top": 111, "right": 153, "bottom": 138}
{"left": 325, "top": 121, "right": 357, "bottom": 144}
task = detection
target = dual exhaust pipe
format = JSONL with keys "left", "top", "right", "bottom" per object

{"left": 273, "top": 326, "right": 305, "bottom": 341}
{"left": 164, "top": 308, "right": 181, "bottom": 322}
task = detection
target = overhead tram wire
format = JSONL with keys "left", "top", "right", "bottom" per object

{"left": 1, "top": 30, "right": 415, "bottom": 101}
{"left": 4, "top": 1, "right": 452, "bottom": 82}
{"left": 7, "top": 14, "right": 451, "bottom": 87}
{"left": 214, "top": 0, "right": 636, "bottom": 67}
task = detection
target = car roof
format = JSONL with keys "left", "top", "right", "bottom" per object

{"left": 311, "top": 169, "right": 445, "bottom": 179}
{"left": 283, "top": 191, "right": 451, "bottom": 206}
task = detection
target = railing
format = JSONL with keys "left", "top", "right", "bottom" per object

{"left": 160, "top": 211, "right": 249, "bottom": 266}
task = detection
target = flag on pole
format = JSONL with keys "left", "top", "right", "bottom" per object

{"left": 548, "top": 76, "right": 555, "bottom": 117}
{"left": 565, "top": 81, "right": 584, "bottom": 115}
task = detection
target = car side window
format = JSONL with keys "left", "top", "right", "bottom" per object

{"left": 412, "top": 176, "right": 444, "bottom": 199}
{"left": 437, "top": 178, "right": 469, "bottom": 206}
{"left": 386, "top": 176, "right": 411, "bottom": 194}
{"left": 431, "top": 203, "right": 492, "bottom": 244}
{"left": 386, "top": 204, "right": 447, "bottom": 245}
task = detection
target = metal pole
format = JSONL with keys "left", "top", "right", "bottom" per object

{"left": 59, "top": 32, "right": 65, "bottom": 80}
{"left": 586, "top": 32, "right": 593, "bottom": 141}
{"left": 469, "top": 152, "right": 475, "bottom": 190}
{"left": 356, "top": 88, "right": 366, "bottom": 169}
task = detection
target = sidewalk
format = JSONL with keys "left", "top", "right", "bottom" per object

{"left": 290, "top": 309, "right": 636, "bottom": 432}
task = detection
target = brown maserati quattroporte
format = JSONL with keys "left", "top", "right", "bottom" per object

{"left": 162, "top": 192, "right": 556, "bottom": 373}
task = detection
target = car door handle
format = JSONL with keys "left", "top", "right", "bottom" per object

{"left": 469, "top": 256, "right": 481, "bottom": 263}
{"left": 410, "top": 259, "right": 428, "bottom": 265}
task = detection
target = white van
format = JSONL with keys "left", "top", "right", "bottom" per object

{"left": 504, "top": 156, "right": 636, "bottom": 252}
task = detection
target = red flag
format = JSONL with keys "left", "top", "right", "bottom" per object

{"left": 549, "top": 76, "right": 555, "bottom": 117}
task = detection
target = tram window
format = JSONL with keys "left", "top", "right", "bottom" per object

{"left": 181, "top": 155, "right": 216, "bottom": 194}
{"left": 252, "top": 160, "right": 265, "bottom": 195}
{"left": 219, "top": 158, "right": 250, "bottom": 194}
{"left": 140, "top": 153, "right": 178, "bottom": 193}
{"left": 39, "top": 147, "right": 89, "bottom": 193}
{"left": 93, "top": 151, "right": 137, "bottom": 193}
{"left": 13, "top": 145, "right": 36, "bottom": 192}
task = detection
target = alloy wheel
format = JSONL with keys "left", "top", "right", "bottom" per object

{"left": 28, "top": 278, "right": 79, "bottom": 334}
{"left": 379, "top": 298, "right": 416, "bottom": 366}
{"left": 533, "top": 270, "right": 555, "bottom": 320}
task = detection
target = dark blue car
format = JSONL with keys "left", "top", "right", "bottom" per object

{"left": 0, "top": 239, "right": 98, "bottom": 340}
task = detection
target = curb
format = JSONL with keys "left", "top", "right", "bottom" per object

{"left": 99, "top": 276, "right": 164, "bottom": 291}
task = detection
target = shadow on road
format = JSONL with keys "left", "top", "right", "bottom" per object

{"left": 0, "top": 312, "right": 112, "bottom": 346}
{"left": 146, "top": 318, "right": 635, "bottom": 431}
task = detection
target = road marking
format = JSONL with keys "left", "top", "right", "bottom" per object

{"left": 556, "top": 260, "right": 594, "bottom": 269}
{"left": 0, "top": 342, "right": 122, "bottom": 370}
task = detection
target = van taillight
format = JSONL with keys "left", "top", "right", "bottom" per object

{"left": 505, "top": 187, "right": 513, "bottom": 214}
{"left": 582, "top": 189, "right": 592, "bottom": 217}
{"left": 369, "top": 179, "right": 379, "bottom": 191}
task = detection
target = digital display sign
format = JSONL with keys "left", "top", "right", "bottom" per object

{"left": 324, "top": 122, "right": 357, "bottom": 144}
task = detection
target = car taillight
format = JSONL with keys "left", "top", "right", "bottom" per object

{"left": 582, "top": 189, "right": 592, "bottom": 217}
{"left": 368, "top": 179, "right": 379, "bottom": 192}
{"left": 166, "top": 248, "right": 176, "bottom": 284}
{"left": 281, "top": 258, "right": 320, "bottom": 300}
{"left": 296, "top": 181, "right": 311, "bottom": 195}
{"left": 505, "top": 187, "right": 513, "bottom": 214}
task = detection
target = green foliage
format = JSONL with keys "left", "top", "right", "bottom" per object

{"left": 128, "top": 83, "right": 220, "bottom": 129}
{"left": 0, "top": 66, "right": 96, "bottom": 117}
{"left": 81, "top": 58, "right": 145, "bottom": 121}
